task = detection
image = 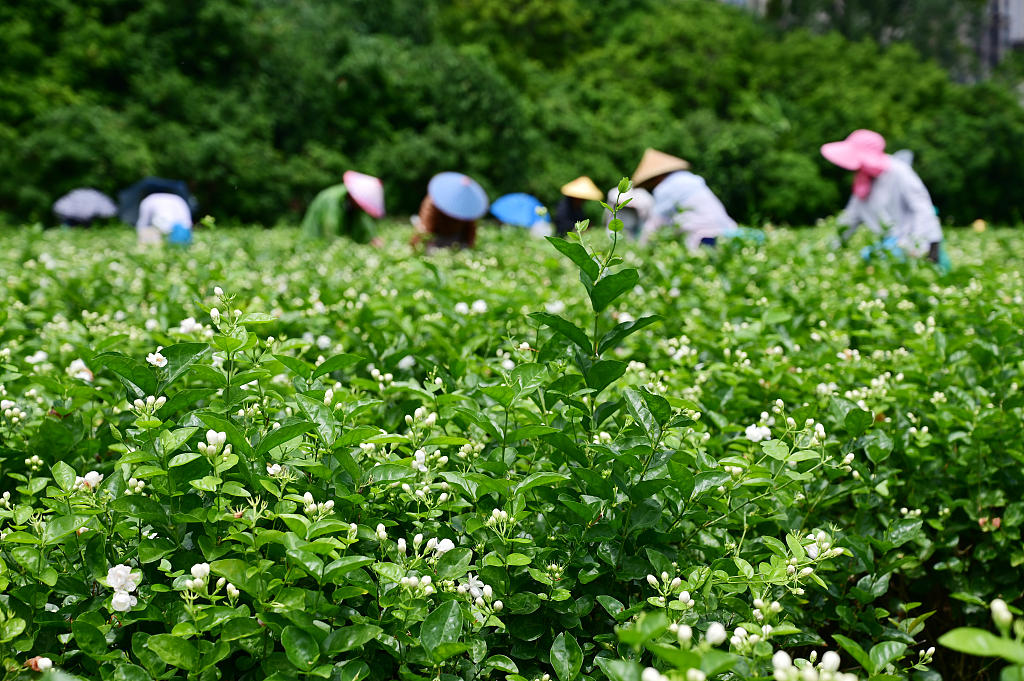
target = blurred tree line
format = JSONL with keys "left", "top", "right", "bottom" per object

{"left": 1, "top": 0, "right": 1023, "bottom": 226}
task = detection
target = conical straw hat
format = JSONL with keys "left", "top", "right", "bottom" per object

{"left": 343, "top": 171, "right": 386, "bottom": 219}
{"left": 632, "top": 148, "right": 690, "bottom": 185}
{"left": 560, "top": 176, "right": 604, "bottom": 201}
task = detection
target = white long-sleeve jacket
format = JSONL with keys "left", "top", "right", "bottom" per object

{"left": 137, "top": 193, "right": 192, "bottom": 233}
{"left": 838, "top": 156, "right": 943, "bottom": 255}
{"left": 640, "top": 171, "right": 736, "bottom": 250}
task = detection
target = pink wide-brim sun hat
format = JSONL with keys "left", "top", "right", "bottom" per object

{"left": 343, "top": 170, "right": 386, "bottom": 219}
{"left": 820, "top": 129, "right": 888, "bottom": 171}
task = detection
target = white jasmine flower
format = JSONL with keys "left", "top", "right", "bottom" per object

{"left": 107, "top": 565, "right": 141, "bottom": 592}
{"left": 545, "top": 300, "right": 566, "bottom": 314}
{"left": 705, "top": 622, "right": 727, "bottom": 646}
{"left": 820, "top": 650, "right": 841, "bottom": 672}
{"left": 745, "top": 424, "right": 771, "bottom": 442}
{"left": 146, "top": 352, "right": 167, "bottom": 368}
{"left": 68, "top": 359, "right": 93, "bottom": 382}
{"left": 111, "top": 590, "right": 137, "bottom": 612}
{"left": 26, "top": 351, "right": 49, "bottom": 365}
{"left": 471, "top": 299, "right": 488, "bottom": 314}
{"left": 454, "top": 302, "right": 470, "bottom": 315}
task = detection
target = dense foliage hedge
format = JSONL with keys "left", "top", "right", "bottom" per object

{"left": 2, "top": 0, "right": 1024, "bottom": 226}
{"left": 0, "top": 220, "right": 1023, "bottom": 679}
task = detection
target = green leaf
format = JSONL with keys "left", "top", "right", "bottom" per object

{"left": 324, "top": 556, "right": 376, "bottom": 582}
{"left": 939, "top": 628, "right": 1024, "bottom": 664}
{"left": 238, "top": 312, "right": 276, "bottom": 324}
{"left": 845, "top": 408, "right": 873, "bottom": 437}
{"left": 868, "top": 641, "right": 907, "bottom": 673}
{"left": 435, "top": 548, "right": 473, "bottom": 580}
{"left": 481, "top": 385, "right": 517, "bottom": 408}
{"left": 833, "top": 635, "right": 875, "bottom": 673}
{"left": 420, "top": 600, "right": 464, "bottom": 663}
{"left": 221, "top": 618, "right": 262, "bottom": 641}
{"left": 595, "top": 659, "right": 642, "bottom": 681}
{"left": 73, "top": 620, "right": 108, "bottom": 657}
{"left": 485, "top": 655, "right": 518, "bottom": 673}
{"left": 544, "top": 236, "right": 600, "bottom": 280}
{"left": 529, "top": 312, "right": 592, "bottom": 352}
{"left": 42, "top": 515, "right": 89, "bottom": 545}
{"left": 273, "top": 354, "right": 313, "bottom": 379}
{"left": 109, "top": 496, "right": 168, "bottom": 525}
{"left": 157, "top": 388, "right": 217, "bottom": 419}
{"left": 156, "top": 343, "right": 209, "bottom": 392}
{"left": 312, "top": 353, "right": 364, "bottom": 380}
{"left": 147, "top": 634, "right": 200, "bottom": 672}
{"left": 515, "top": 472, "right": 569, "bottom": 496}
{"left": 589, "top": 268, "right": 639, "bottom": 313}
{"left": 282, "top": 625, "right": 321, "bottom": 671}
{"left": 51, "top": 461, "right": 76, "bottom": 492}
{"left": 862, "top": 429, "right": 894, "bottom": 464}
{"left": 598, "top": 315, "right": 664, "bottom": 354}
{"left": 257, "top": 420, "right": 315, "bottom": 456}
{"left": 623, "top": 387, "right": 660, "bottom": 443}
{"left": 113, "top": 664, "right": 152, "bottom": 681}
{"left": 585, "top": 360, "right": 627, "bottom": 396}
{"left": 93, "top": 352, "right": 158, "bottom": 400}
{"left": 296, "top": 393, "right": 338, "bottom": 446}
{"left": 550, "top": 631, "right": 583, "bottom": 681}
{"left": 158, "top": 427, "right": 198, "bottom": 456}
{"left": 322, "top": 625, "right": 382, "bottom": 654}
{"left": 286, "top": 549, "right": 325, "bottom": 580}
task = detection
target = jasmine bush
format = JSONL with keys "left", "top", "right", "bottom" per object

{"left": 0, "top": 214, "right": 1021, "bottom": 680}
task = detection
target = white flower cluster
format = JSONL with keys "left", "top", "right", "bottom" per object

{"left": 302, "top": 492, "right": 334, "bottom": 517}
{"left": 645, "top": 572, "right": 689, "bottom": 608}
{"left": 185, "top": 562, "right": 210, "bottom": 591}
{"left": 176, "top": 317, "right": 207, "bottom": 335}
{"left": 130, "top": 395, "right": 166, "bottom": 418}
{"left": 67, "top": 358, "right": 93, "bottom": 382}
{"left": 457, "top": 572, "right": 502, "bottom": 612}
{"left": 900, "top": 507, "right": 923, "bottom": 518}
{"left": 745, "top": 424, "right": 771, "bottom": 442}
{"left": 3, "top": 400, "right": 28, "bottom": 426}
{"left": 401, "top": 480, "right": 452, "bottom": 506}
{"left": 0, "top": 491, "right": 11, "bottom": 509}
{"left": 399, "top": 573, "right": 435, "bottom": 596}
{"left": 73, "top": 471, "right": 104, "bottom": 492}
{"left": 107, "top": 564, "right": 141, "bottom": 612}
{"left": 453, "top": 299, "right": 488, "bottom": 315}
{"left": 182, "top": 562, "right": 240, "bottom": 601}
{"left": 198, "top": 430, "right": 232, "bottom": 461}
{"left": 788, "top": 531, "right": 845, "bottom": 581}
{"left": 266, "top": 463, "right": 285, "bottom": 477}
{"left": 24, "top": 454, "right": 43, "bottom": 472}
{"left": 124, "top": 477, "right": 146, "bottom": 496}
{"left": 485, "top": 507, "right": 510, "bottom": 529}
{"left": 457, "top": 442, "right": 484, "bottom": 459}
{"left": 772, "top": 649, "right": 857, "bottom": 681}
{"left": 748, "top": 597, "right": 784, "bottom": 625}
{"left": 369, "top": 366, "right": 394, "bottom": 391}
{"left": 410, "top": 447, "right": 447, "bottom": 473}
{"left": 913, "top": 316, "right": 937, "bottom": 335}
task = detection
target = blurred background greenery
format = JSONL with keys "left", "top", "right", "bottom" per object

{"left": 2, "top": 0, "right": 1023, "bottom": 227}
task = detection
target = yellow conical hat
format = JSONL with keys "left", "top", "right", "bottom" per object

{"left": 632, "top": 148, "right": 690, "bottom": 185}
{"left": 560, "top": 176, "right": 604, "bottom": 201}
